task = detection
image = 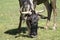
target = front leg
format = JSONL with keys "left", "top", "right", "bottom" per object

{"left": 26, "top": 20, "right": 31, "bottom": 36}
{"left": 18, "top": 14, "right": 22, "bottom": 32}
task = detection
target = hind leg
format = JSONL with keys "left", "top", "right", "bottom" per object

{"left": 44, "top": 0, "right": 52, "bottom": 29}
{"left": 51, "top": 0, "right": 57, "bottom": 30}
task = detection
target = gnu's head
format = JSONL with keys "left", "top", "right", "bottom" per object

{"left": 30, "top": 13, "right": 39, "bottom": 26}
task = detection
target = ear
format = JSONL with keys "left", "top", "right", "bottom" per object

{"left": 38, "top": 14, "right": 47, "bottom": 19}
{"left": 36, "top": 10, "right": 45, "bottom": 13}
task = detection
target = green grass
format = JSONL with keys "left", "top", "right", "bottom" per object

{"left": 0, "top": 0, "right": 60, "bottom": 40}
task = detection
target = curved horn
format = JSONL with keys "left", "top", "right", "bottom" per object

{"left": 36, "top": 9, "right": 45, "bottom": 13}
{"left": 21, "top": 11, "right": 32, "bottom": 14}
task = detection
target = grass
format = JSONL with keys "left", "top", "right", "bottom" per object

{"left": 0, "top": 0, "right": 60, "bottom": 40}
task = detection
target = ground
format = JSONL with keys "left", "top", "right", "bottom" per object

{"left": 0, "top": 0, "right": 60, "bottom": 40}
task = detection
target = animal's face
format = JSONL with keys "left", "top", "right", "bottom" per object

{"left": 30, "top": 14, "right": 39, "bottom": 26}
{"left": 25, "top": 11, "right": 40, "bottom": 37}
{"left": 29, "top": 13, "right": 39, "bottom": 36}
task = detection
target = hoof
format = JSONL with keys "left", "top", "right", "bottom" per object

{"left": 45, "top": 27, "right": 48, "bottom": 30}
{"left": 53, "top": 24, "right": 57, "bottom": 30}
{"left": 53, "top": 27, "right": 56, "bottom": 30}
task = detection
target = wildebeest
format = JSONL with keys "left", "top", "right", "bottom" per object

{"left": 18, "top": 0, "right": 57, "bottom": 32}
{"left": 17, "top": 0, "right": 48, "bottom": 38}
